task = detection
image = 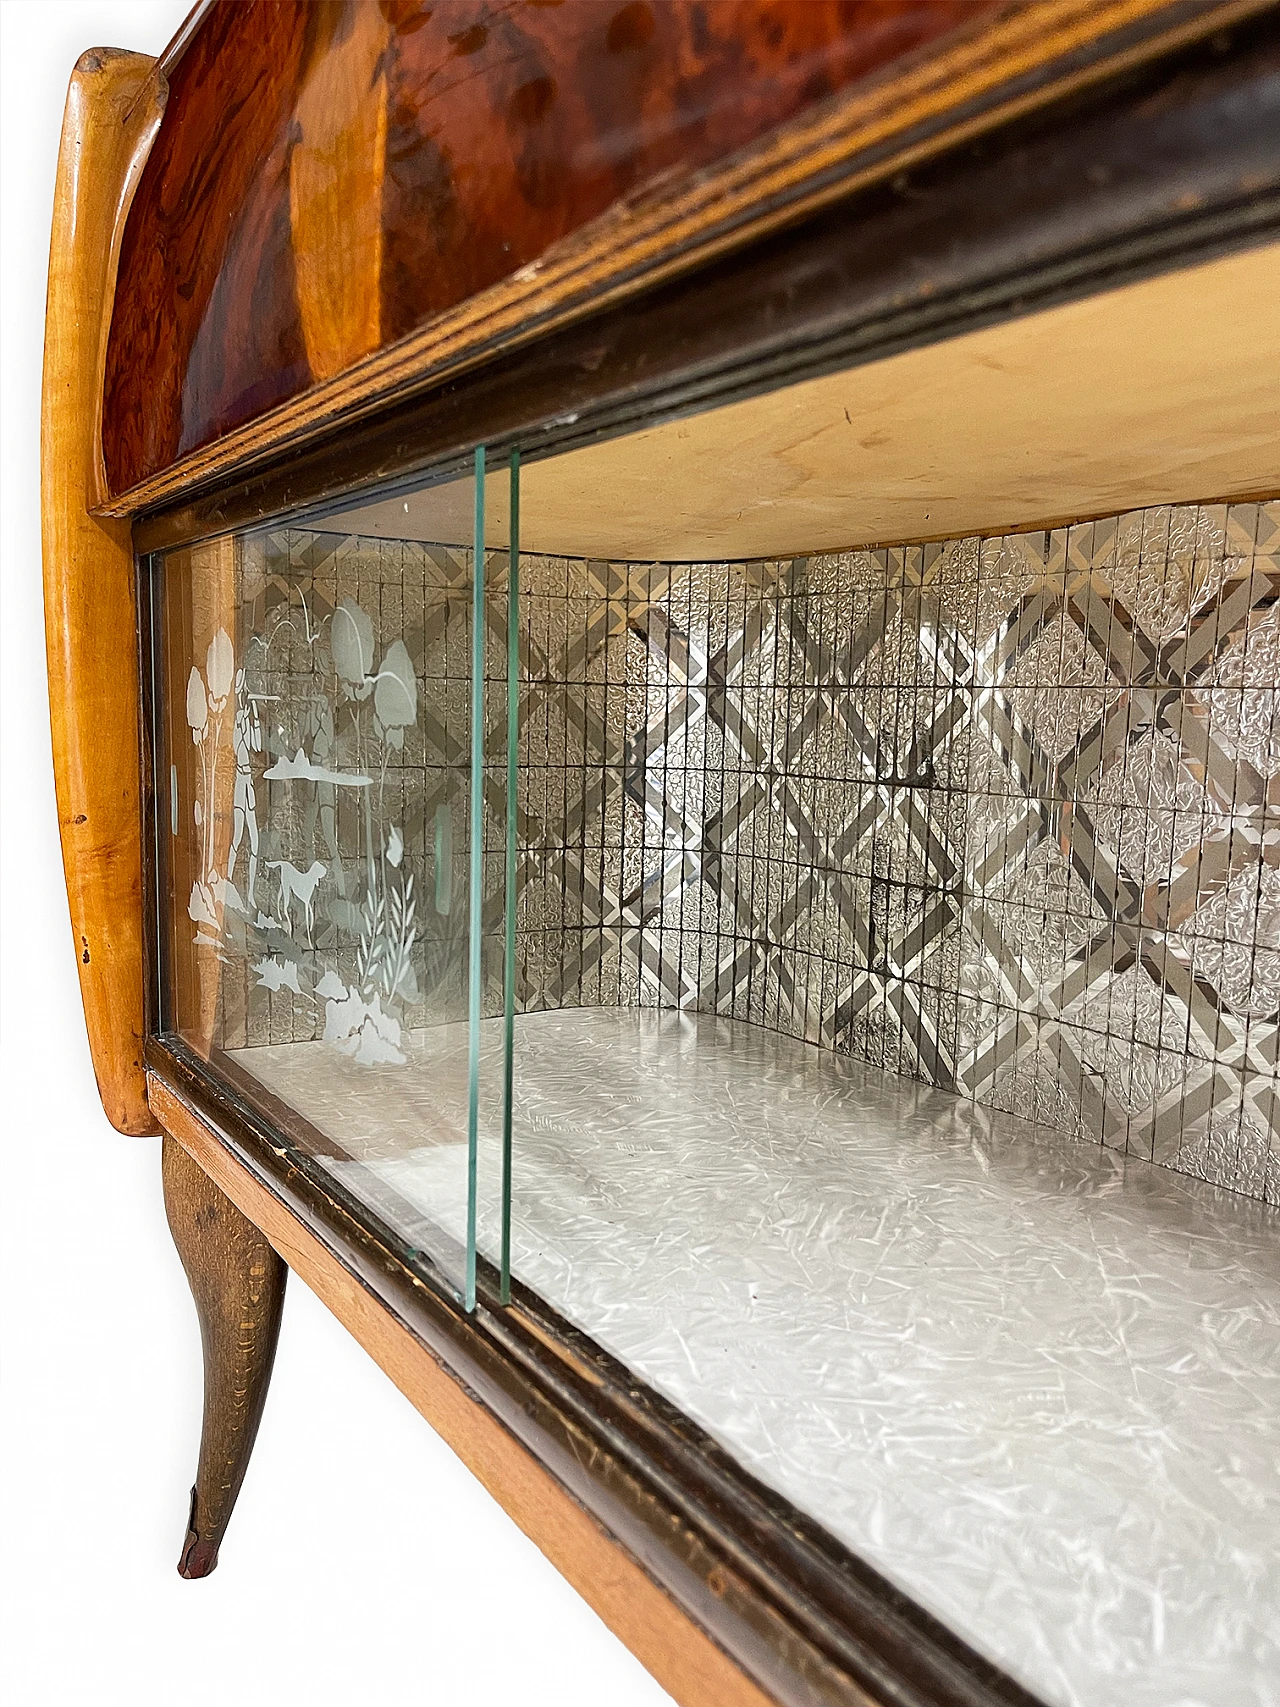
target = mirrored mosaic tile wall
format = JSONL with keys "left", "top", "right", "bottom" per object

{"left": 225, "top": 500, "right": 1280, "bottom": 1204}
{"left": 518, "top": 499, "right": 1280, "bottom": 1205}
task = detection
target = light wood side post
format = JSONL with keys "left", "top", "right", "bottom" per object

{"left": 41, "top": 49, "right": 166, "bottom": 1134}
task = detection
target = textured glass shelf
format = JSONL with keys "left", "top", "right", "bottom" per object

{"left": 229, "top": 1010, "right": 1280, "bottom": 1707}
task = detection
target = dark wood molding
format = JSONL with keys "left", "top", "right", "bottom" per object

{"left": 101, "top": 0, "right": 1269, "bottom": 514}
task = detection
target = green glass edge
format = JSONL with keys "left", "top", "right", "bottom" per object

{"left": 465, "top": 445, "right": 486, "bottom": 1312}
{"left": 500, "top": 449, "right": 520, "bottom": 1304}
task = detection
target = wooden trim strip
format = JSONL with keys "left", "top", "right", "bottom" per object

{"left": 148, "top": 1073, "right": 788, "bottom": 1707}
{"left": 41, "top": 49, "right": 167, "bottom": 1134}
{"left": 151, "top": 0, "right": 215, "bottom": 84}
{"left": 97, "top": 0, "right": 1268, "bottom": 519}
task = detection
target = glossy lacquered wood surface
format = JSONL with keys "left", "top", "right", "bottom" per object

{"left": 101, "top": 0, "right": 998, "bottom": 495}
{"left": 99, "top": 0, "right": 1267, "bottom": 519}
{"left": 41, "top": 49, "right": 165, "bottom": 1135}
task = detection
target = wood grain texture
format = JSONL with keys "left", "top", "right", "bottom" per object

{"left": 161, "top": 1134, "right": 287, "bottom": 1579}
{"left": 101, "top": 0, "right": 1005, "bottom": 496}
{"left": 467, "top": 241, "right": 1278, "bottom": 559}
{"left": 41, "top": 49, "right": 166, "bottom": 1136}
{"left": 289, "top": 2, "right": 391, "bottom": 382}
{"left": 127, "top": 3, "right": 1280, "bottom": 560}
{"left": 98, "top": 0, "right": 1269, "bottom": 516}
{"left": 148, "top": 1075, "right": 788, "bottom": 1707}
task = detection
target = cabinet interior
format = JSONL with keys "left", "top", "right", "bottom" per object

{"left": 155, "top": 250, "right": 1280, "bottom": 1707}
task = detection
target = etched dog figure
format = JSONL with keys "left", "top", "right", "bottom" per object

{"left": 268, "top": 859, "right": 326, "bottom": 939}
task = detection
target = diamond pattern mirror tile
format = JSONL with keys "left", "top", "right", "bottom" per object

{"left": 163, "top": 497, "right": 1280, "bottom": 1212}
{"left": 509, "top": 498, "right": 1280, "bottom": 1205}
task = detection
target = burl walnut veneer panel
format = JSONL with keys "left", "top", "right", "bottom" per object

{"left": 101, "top": 0, "right": 997, "bottom": 495}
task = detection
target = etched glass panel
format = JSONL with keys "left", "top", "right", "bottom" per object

{"left": 156, "top": 459, "right": 513, "bottom": 1305}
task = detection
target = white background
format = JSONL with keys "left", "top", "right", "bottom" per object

{"left": 0, "top": 6, "right": 672, "bottom": 1703}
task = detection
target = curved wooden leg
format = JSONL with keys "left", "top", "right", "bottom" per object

{"left": 161, "top": 1136, "right": 286, "bottom": 1579}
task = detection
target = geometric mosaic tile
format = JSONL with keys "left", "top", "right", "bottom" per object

{"left": 221, "top": 498, "right": 1280, "bottom": 1206}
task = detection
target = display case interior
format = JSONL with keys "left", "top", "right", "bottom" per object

{"left": 151, "top": 246, "right": 1280, "bottom": 1707}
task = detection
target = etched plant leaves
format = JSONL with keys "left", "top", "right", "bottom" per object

{"left": 184, "top": 590, "right": 422, "bottom": 1067}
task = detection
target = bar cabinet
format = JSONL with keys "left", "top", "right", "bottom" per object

{"left": 42, "top": 3, "right": 1280, "bottom": 1704}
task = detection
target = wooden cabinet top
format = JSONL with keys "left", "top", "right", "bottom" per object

{"left": 104, "top": 0, "right": 1008, "bottom": 495}
{"left": 99, "top": 0, "right": 1255, "bottom": 513}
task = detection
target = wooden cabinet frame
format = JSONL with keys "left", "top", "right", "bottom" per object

{"left": 42, "top": 6, "right": 1280, "bottom": 1704}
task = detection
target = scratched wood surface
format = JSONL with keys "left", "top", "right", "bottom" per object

{"left": 100, "top": 0, "right": 997, "bottom": 494}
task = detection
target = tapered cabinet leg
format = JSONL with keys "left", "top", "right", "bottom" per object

{"left": 161, "top": 1136, "right": 287, "bottom": 1579}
